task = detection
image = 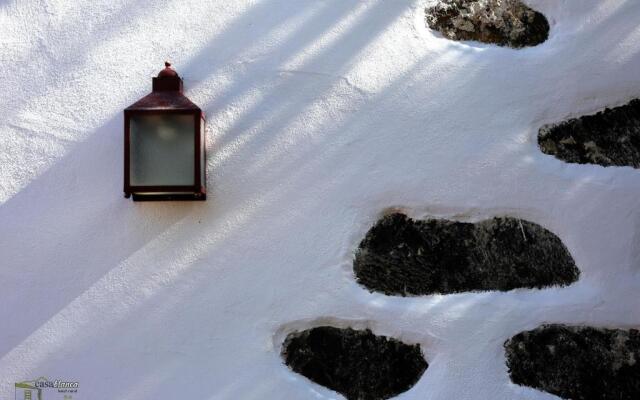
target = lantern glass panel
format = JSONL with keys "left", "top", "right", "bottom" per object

{"left": 130, "top": 114, "right": 195, "bottom": 186}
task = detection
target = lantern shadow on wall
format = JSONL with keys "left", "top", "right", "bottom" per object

{"left": 124, "top": 62, "right": 206, "bottom": 201}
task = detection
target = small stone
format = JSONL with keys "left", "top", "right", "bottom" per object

{"left": 505, "top": 325, "right": 640, "bottom": 400}
{"left": 282, "top": 326, "right": 427, "bottom": 400}
{"left": 353, "top": 213, "right": 579, "bottom": 296}
{"left": 559, "top": 136, "right": 576, "bottom": 145}
{"left": 425, "top": 0, "right": 550, "bottom": 48}
{"left": 539, "top": 99, "right": 640, "bottom": 168}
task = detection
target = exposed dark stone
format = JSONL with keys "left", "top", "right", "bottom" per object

{"left": 425, "top": 0, "right": 549, "bottom": 48}
{"left": 505, "top": 324, "right": 640, "bottom": 400}
{"left": 539, "top": 99, "right": 640, "bottom": 168}
{"left": 282, "top": 326, "right": 427, "bottom": 400}
{"left": 354, "top": 213, "right": 579, "bottom": 296}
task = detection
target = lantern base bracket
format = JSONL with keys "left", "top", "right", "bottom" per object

{"left": 129, "top": 193, "right": 206, "bottom": 201}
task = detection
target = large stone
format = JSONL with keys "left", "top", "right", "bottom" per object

{"left": 425, "top": 0, "right": 549, "bottom": 48}
{"left": 282, "top": 326, "right": 427, "bottom": 400}
{"left": 539, "top": 99, "right": 640, "bottom": 168}
{"left": 505, "top": 324, "right": 640, "bottom": 400}
{"left": 354, "top": 213, "right": 579, "bottom": 296}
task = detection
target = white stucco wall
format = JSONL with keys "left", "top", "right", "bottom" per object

{"left": 1, "top": 0, "right": 640, "bottom": 399}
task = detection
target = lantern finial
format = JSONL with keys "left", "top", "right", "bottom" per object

{"left": 158, "top": 61, "right": 178, "bottom": 78}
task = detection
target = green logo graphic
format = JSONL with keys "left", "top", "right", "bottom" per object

{"left": 15, "top": 377, "right": 79, "bottom": 400}
{"left": 15, "top": 378, "right": 43, "bottom": 400}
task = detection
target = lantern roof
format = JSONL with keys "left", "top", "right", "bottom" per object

{"left": 125, "top": 91, "right": 201, "bottom": 111}
{"left": 125, "top": 62, "right": 201, "bottom": 112}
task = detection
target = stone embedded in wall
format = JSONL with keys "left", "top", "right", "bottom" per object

{"left": 282, "top": 326, "right": 427, "bottom": 400}
{"left": 505, "top": 324, "right": 640, "bottom": 400}
{"left": 353, "top": 213, "right": 579, "bottom": 296}
{"left": 539, "top": 99, "right": 640, "bottom": 168}
{"left": 425, "top": 0, "right": 549, "bottom": 48}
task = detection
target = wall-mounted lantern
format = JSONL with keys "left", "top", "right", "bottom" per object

{"left": 124, "top": 62, "right": 206, "bottom": 201}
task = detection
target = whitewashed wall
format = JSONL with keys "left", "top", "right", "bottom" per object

{"left": 2, "top": 1, "right": 640, "bottom": 399}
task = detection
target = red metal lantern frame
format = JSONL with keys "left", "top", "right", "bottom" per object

{"left": 124, "top": 63, "right": 206, "bottom": 201}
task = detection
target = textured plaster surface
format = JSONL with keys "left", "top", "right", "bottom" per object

{"left": 2, "top": 1, "right": 640, "bottom": 399}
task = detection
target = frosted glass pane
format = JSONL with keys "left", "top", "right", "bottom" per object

{"left": 130, "top": 114, "right": 195, "bottom": 186}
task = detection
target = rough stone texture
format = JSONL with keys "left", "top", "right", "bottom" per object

{"left": 354, "top": 213, "right": 579, "bottom": 296}
{"left": 539, "top": 99, "right": 640, "bottom": 168}
{"left": 282, "top": 326, "right": 427, "bottom": 400}
{"left": 505, "top": 325, "right": 640, "bottom": 400}
{"left": 425, "top": 0, "right": 549, "bottom": 48}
